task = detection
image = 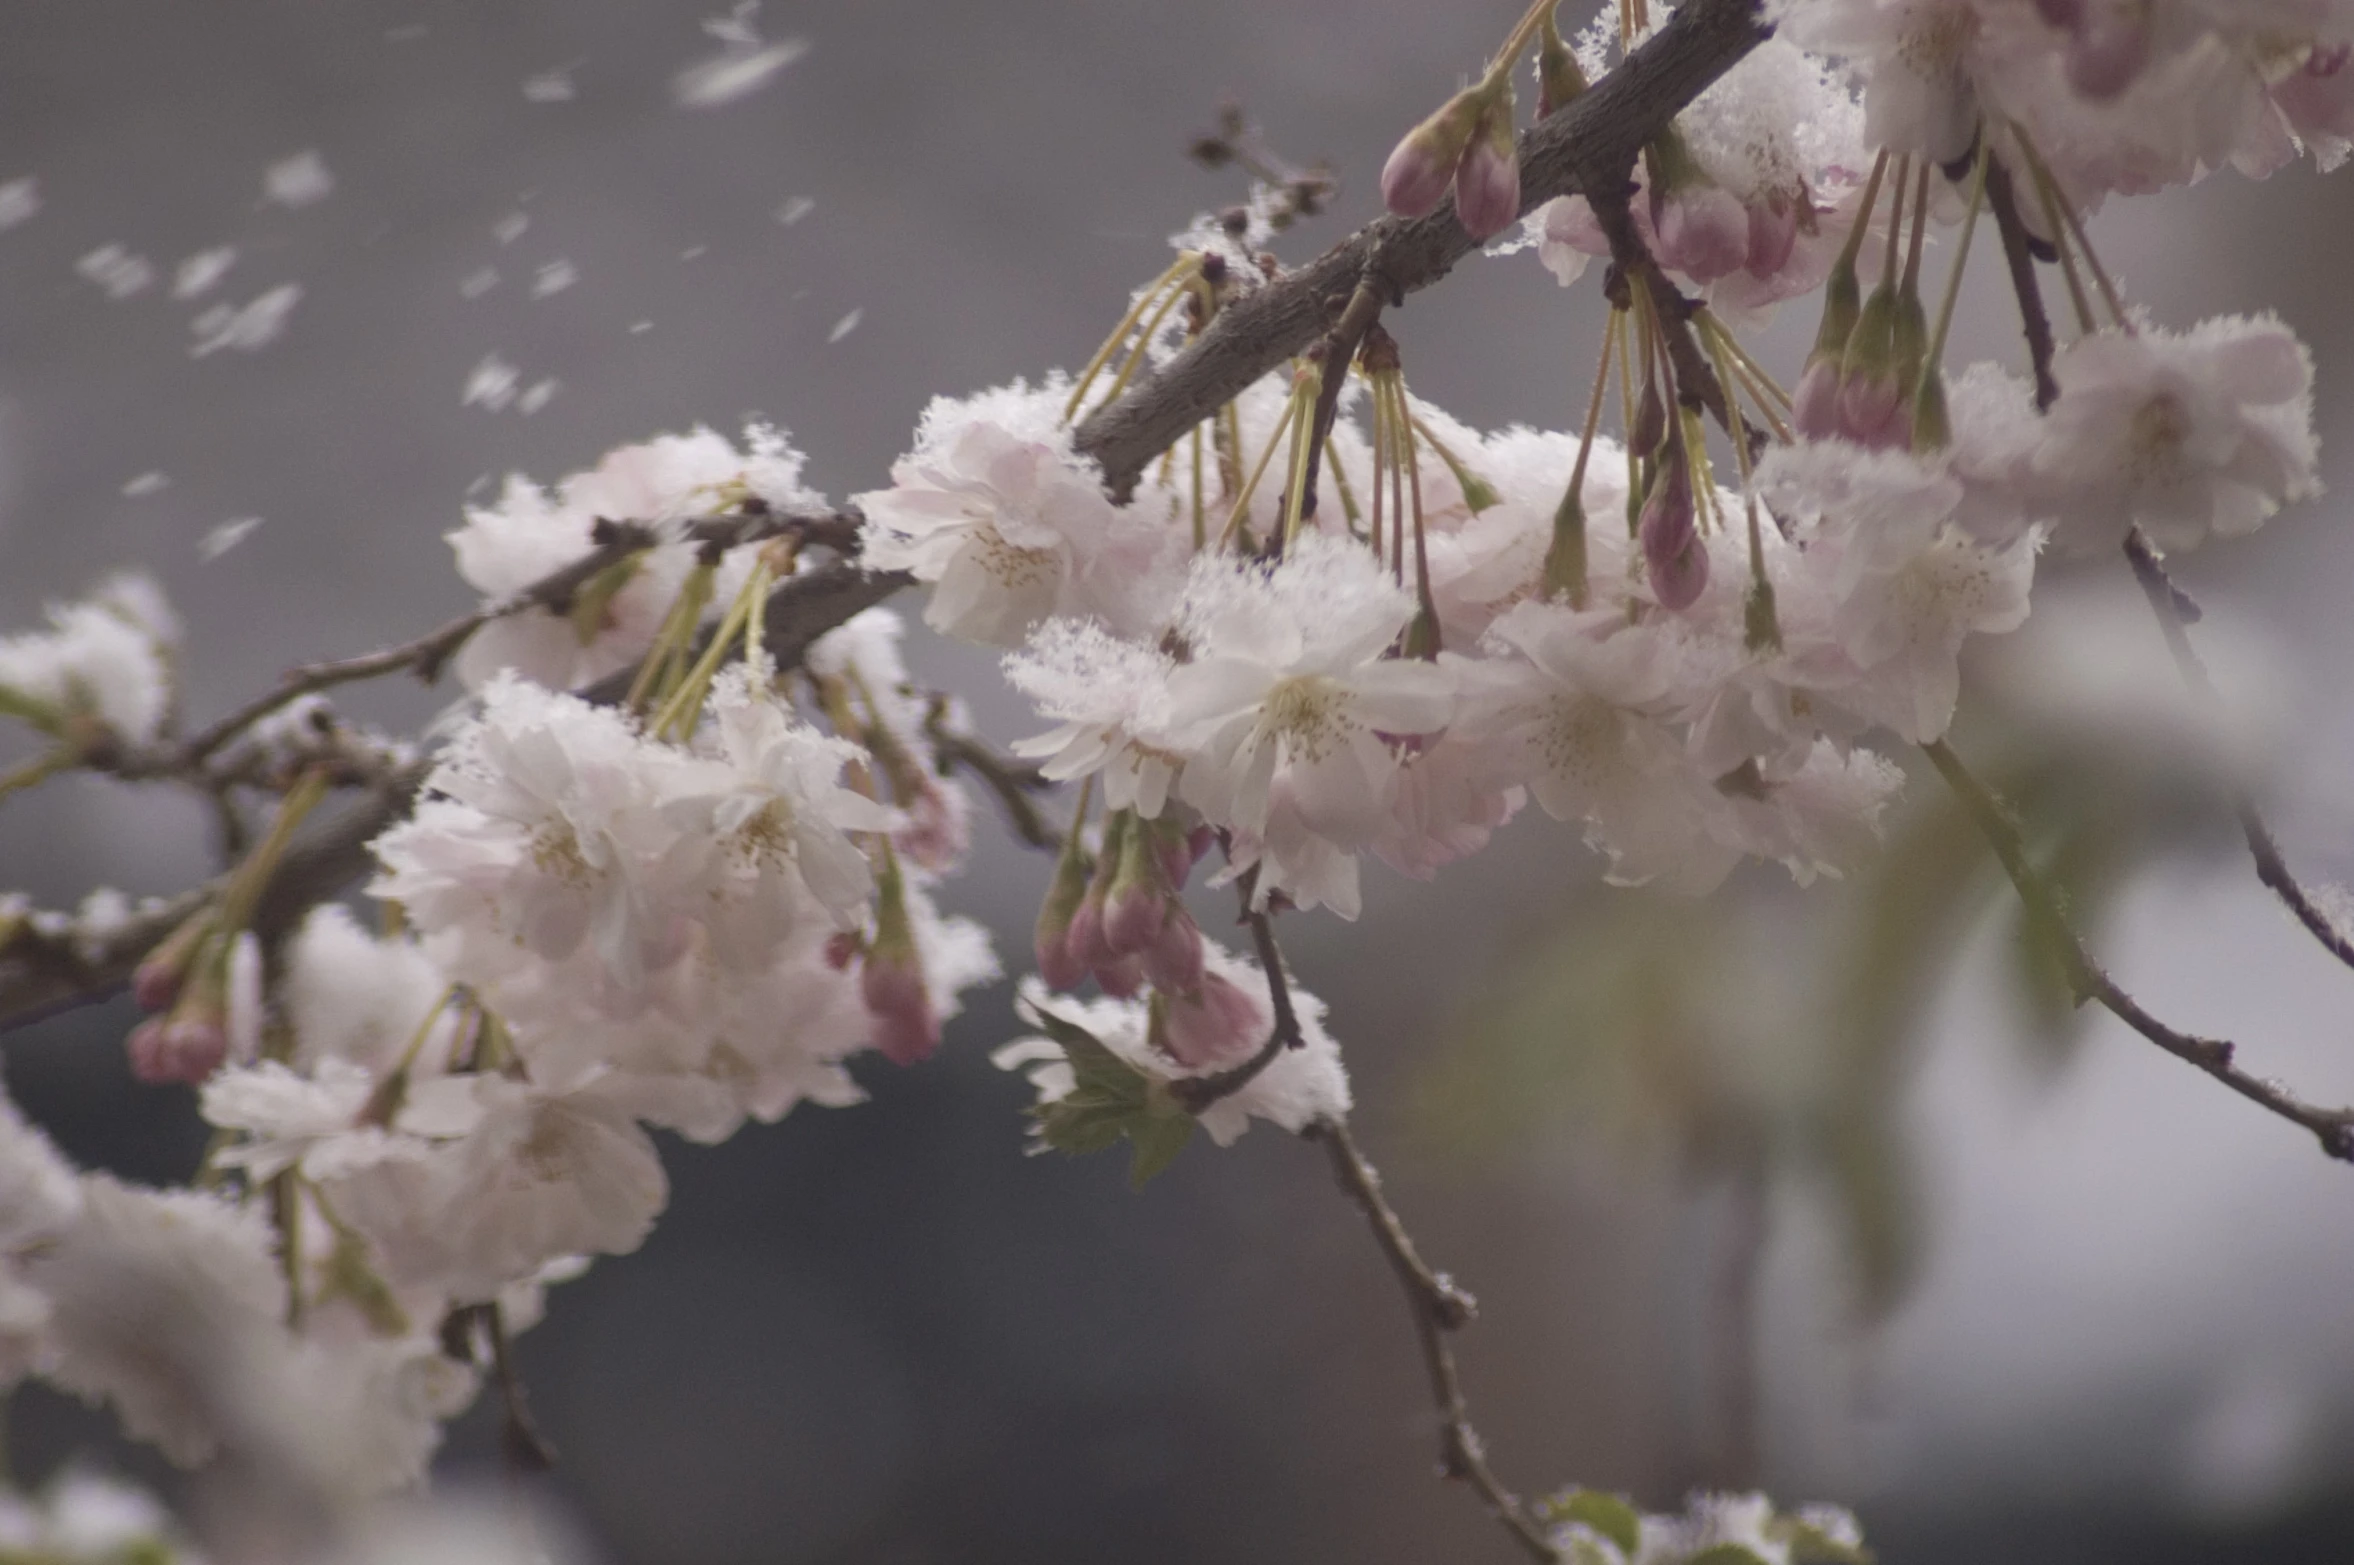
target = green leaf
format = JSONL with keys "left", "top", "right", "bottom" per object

{"left": 1029, "top": 1017, "right": 1197, "bottom": 1187}
{"left": 1542, "top": 1490, "right": 1642, "bottom": 1556}
{"left": 1770, "top": 1515, "right": 1874, "bottom": 1565}
{"left": 1686, "top": 1546, "right": 1771, "bottom": 1565}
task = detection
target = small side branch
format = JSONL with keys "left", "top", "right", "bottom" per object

{"left": 1309, "top": 1117, "right": 1560, "bottom": 1564}
{"left": 1924, "top": 737, "right": 2354, "bottom": 1161}
{"left": 2121, "top": 530, "right": 2354, "bottom": 977}
{"left": 1985, "top": 156, "right": 2058, "bottom": 411}
{"left": 1585, "top": 195, "right": 1734, "bottom": 434}
{"left": 1171, "top": 903, "right": 1306, "bottom": 1113}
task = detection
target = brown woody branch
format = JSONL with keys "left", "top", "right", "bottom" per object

{"left": 2120, "top": 529, "right": 2354, "bottom": 977}
{"left": 1924, "top": 737, "right": 2354, "bottom": 1161}
{"left": 1171, "top": 901, "right": 1306, "bottom": 1113}
{"left": 1071, "top": 0, "right": 1771, "bottom": 500}
{"left": 1310, "top": 1117, "right": 1560, "bottom": 1563}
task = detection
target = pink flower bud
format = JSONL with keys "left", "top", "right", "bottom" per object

{"left": 1093, "top": 954, "right": 1146, "bottom": 1000}
{"left": 1653, "top": 184, "right": 1749, "bottom": 283}
{"left": 860, "top": 952, "right": 939, "bottom": 1066}
{"left": 1639, "top": 445, "right": 1707, "bottom": 613}
{"left": 1157, "top": 972, "right": 1268, "bottom": 1071}
{"left": 1382, "top": 89, "right": 1486, "bottom": 218}
{"left": 2066, "top": 1, "right": 2151, "bottom": 99}
{"left": 1792, "top": 355, "right": 1844, "bottom": 441}
{"left": 1451, "top": 94, "right": 1522, "bottom": 240}
{"left": 1142, "top": 906, "right": 1206, "bottom": 995}
{"left": 1743, "top": 195, "right": 1801, "bottom": 281}
{"left": 132, "top": 953, "right": 184, "bottom": 1014}
{"left": 1033, "top": 833, "right": 1093, "bottom": 992}
{"left": 893, "top": 782, "right": 970, "bottom": 875}
{"left": 824, "top": 931, "right": 862, "bottom": 971}
{"left": 127, "top": 1015, "right": 228, "bottom": 1086}
{"left": 1066, "top": 884, "right": 1109, "bottom": 973}
{"left": 1837, "top": 370, "right": 1908, "bottom": 449}
{"left": 1101, "top": 814, "right": 1170, "bottom": 958}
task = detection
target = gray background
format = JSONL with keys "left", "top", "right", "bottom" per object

{"left": 4, "top": 2, "right": 2354, "bottom": 1561}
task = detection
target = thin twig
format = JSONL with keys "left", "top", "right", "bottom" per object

{"left": 1923, "top": 736, "right": 2354, "bottom": 1161}
{"left": 1309, "top": 1117, "right": 1560, "bottom": 1563}
{"left": 1985, "top": 156, "right": 2058, "bottom": 411}
{"left": 1171, "top": 903, "right": 1306, "bottom": 1112}
{"left": 1070, "top": 0, "right": 1770, "bottom": 499}
{"left": 484, "top": 1302, "right": 556, "bottom": 1474}
{"left": 1288, "top": 273, "right": 1390, "bottom": 546}
{"left": 922, "top": 706, "right": 1059, "bottom": 852}
{"left": 2120, "top": 529, "right": 2354, "bottom": 976}
{"left": 1584, "top": 202, "right": 1735, "bottom": 436}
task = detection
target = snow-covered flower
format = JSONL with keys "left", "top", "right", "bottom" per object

{"left": 1760, "top": 440, "right": 2037, "bottom": 743}
{"left": 0, "top": 574, "right": 179, "bottom": 744}
{"left": 857, "top": 380, "right": 1177, "bottom": 646}
{"left": 2028, "top": 316, "right": 2320, "bottom": 554}
{"left": 1168, "top": 536, "right": 1454, "bottom": 859}
{"left": 1006, "top": 618, "right": 1186, "bottom": 816}
{"left": 996, "top": 940, "right": 1350, "bottom": 1148}
{"left": 451, "top": 424, "right": 818, "bottom": 691}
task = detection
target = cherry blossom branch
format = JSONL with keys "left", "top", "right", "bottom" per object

{"left": 1308, "top": 1116, "right": 1560, "bottom": 1563}
{"left": 2119, "top": 529, "right": 2354, "bottom": 975}
{"left": 921, "top": 707, "right": 1059, "bottom": 852}
{"left": 182, "top": 508, "right": 864, "bottom": 764}
{"left": 1585, "top": 201, "right": 1734, "bottom": 434}
{"left": 1071, "top": 0, "right": 1771, "bottom": 499}
{"left": 1923, "top": 736, "right": 2354, "bottom": 1161}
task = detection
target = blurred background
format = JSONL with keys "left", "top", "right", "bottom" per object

{"left": 4, "top": 1, "right": 2354, "bottom": 1560}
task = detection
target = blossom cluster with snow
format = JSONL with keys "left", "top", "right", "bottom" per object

{"left": 0, "top": 0, "right": 2339, "bottom": 1553}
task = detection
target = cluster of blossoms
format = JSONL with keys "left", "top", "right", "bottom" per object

{"left": 0, "top": 0, "right": 2338, "bottom": 1551}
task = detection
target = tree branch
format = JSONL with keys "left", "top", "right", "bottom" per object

{"left": 1923, "top": 736, "right": 2354, "bottom": 1161}
{"left": 1985, "top": 155, "right": 2058, "bottom": 411}
{"left": 2120, "top": 529, "right": 2354, "bottom": 976}
{"left": 1071, "top": 0, "right": 1771, "bottom": 500}
{"left": 1309, "top": 1117, "right": 1560, "bottom": 1563}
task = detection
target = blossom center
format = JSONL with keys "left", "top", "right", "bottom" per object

{"left": 1261, "top": 674, "right": 1354, "bottom": 763}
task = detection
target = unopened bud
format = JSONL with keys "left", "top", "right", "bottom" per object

{"left": 862, "top": 848, "right": 938, "bottom": 1066}
{"left": 1142, "top": 905, "right": 1207, "bottom": 995}
{"left": 1154, "top": 971, "right": 1269, "bottom": 1071}
{"left": 1631, "top": 379, "right": 1668, "bottom": 457}
{"left": 1402, "top": 602, "right": 1444, "bottom": 661}
{"left": 1743, "top": 194, "right": 1801, "bottom": 280}
{"left": 1102, "top": 810, "right": 1170, "bottom": 958}
{"left": 1535, "top": 11, "right": 1589, "bottom": 118}
{"left": 1639, "top": 441, "right": 1707, "bottom": 613}
{"left": 1033, "top": 830, "right": 1093, "bottom": 992}
{"left": 1381, "top": 87, "right": 1488, "bottom": 218}
{"left": 1910, "top": 367, "right": 1953, "bottom": 453}
{"left": 1837, "top": 283, "right": 1905, "bottom": 447}
{"left": 1654, "top": 184, "right": 1750, "bottom": 283}
{"left": 127, "top": 1014, "right": 228, "bottom": 1086}
{"left": 1792, "top": 354, "right": 1844, "bottom": 441}
{"left": 1094, "top": 954, "right": 1147, "bottom": 1000}
{"left": 132, "top": 912, "right": 213, "bottom": 1014}
{"left": 1452, "top": 88, "right": 1522, "bottom": 240}
{"left": 2066, "top": 0, "right": 2151, "bottom": 98}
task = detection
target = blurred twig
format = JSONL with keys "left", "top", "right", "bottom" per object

{"left": 1925, "top": 736, "right": 2354, "bottom": 1161}
{"left": 1309, "top": 1117, "right": 1560, "bottom": 1563}
{"left": 2120, "top": 529, "right": 2354, "bottom": 977}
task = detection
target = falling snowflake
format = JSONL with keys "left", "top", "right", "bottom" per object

{"left": 460, "top": 267, "right": 500, "bottom": 300}
{"left": 672, "top": 39, "right": 808, "bottom": 108}
{"left": 189, "top": 285, "right": 302, "bottom": 357}
{"left": 776, "top": 196, "right": 815, "bottom": 226}
{"left": 492, "top": 212, "right": 530, "bottom": 246}
{"left": 523, "top": 66, "right": 579, "bottom": 103}
{"left": 463, "top": 356, "right": 521, "bottom": 411}
{"left": 828, "top": 308, "right": 863, "bottom": 344}
{"left": 518, "top": 379, "right": 560, "bottom": 415}
{"left": 172, "top": 247, "right": 237, "bottom": 300}
{"left": 0, "top": 178, "right": 38, "bottom": 231}
{"left": 263, "top": 151, "right": 334, "bottom": 209}
{"left": 199, "top": 517, "right": 264, "bottom": 561}
{"left": 77, "top": 245, "right": 154, "bottom": 300}
{"left": 121, "top": 473, "right": 169, "bottom": 498}
{"left": 531, "top": 261, "right": 577, "bottom": 299}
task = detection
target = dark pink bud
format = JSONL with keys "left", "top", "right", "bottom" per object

{"left": 1066, "top": 887, "right": 1109, "bottom": 974}
{"left": 1382, "top": 89, "right": 1486, "bottom": 218}
{"left": 1743, "top": 195, "right": 1801, "bottom": 280}
{"left": 894, "top": 783, "right": 969, "bottom": 875}
{"left": 1102, "top": 881, "right": 1167, "bottom": 960}
{"left": 127, "top": 1016, "right": 228, "bottom": 1086}
{"left": 824, "top": 931, "right": 862, "bottom": 971}
{"left": 1033, "top": 833, "right": 1094, "bottom": 992}
{"left": 2066, "top": 1, "right": 2150, "bottom": 98}
{"left": 1837, "top": 369, "right": 1905, "bottom": 448}
{"left": 1451, "top": 96, "right": 1522, "bottom": 240}
{"left": 1158, "top": 973, "right": 1268, "bottom": 1071}
{"left": 1639, "top": 447, "right": 1707, "bottom": 613}
{"left": 860, "top": 953, "right": 938, "bottom": 1066}
{"left": 1654, "top": 184, "right": 1750, "bottom": 282}
{"left": 132, "top": 954, "right": 184, "bottom": 1014}
{"left": 1093, "top": 954, "right": 1146, "bottom": 1000}
{"left": 1034, "top": 922, "right": 1087, "bottom": 993}
{"left": 1142, "top": 906, "right": 1206, "bottom": 995}
{"left": 1792, "top": 355, "right": 1844, "bottom": 441}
